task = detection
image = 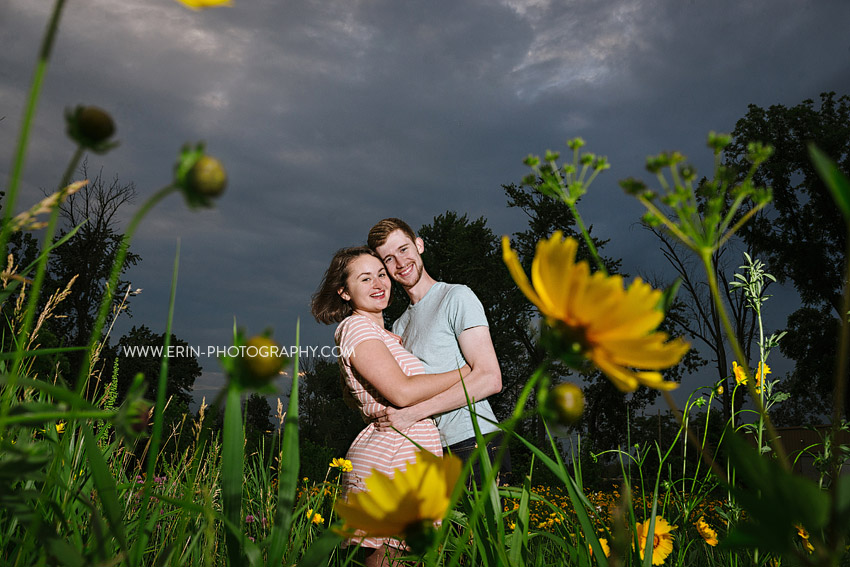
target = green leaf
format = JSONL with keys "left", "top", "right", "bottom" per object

{"left": 721, "top": 431, "right": 830, "bottom": 554}
{"left": 809, "top": 143, "right": 850, "bottom": 225}
{"left": 221, "top": 384, "right": 246, "bottom": 566}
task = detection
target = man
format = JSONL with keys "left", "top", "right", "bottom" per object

{"left": 367, "top": 217, "right": 509, "bottom": 485}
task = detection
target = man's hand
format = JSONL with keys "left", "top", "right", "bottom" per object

{"left": 373, "top": 406, "right": 421, "bottom": 432}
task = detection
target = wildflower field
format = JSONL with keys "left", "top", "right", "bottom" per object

{"left": 2, "top": 1, "right": 849, "bottom": 566}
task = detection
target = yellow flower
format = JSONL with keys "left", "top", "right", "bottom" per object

{"left": 174, "top": 0, "right": 233, "bottom": 10}
{"left": 502, "top": 233, "right": 688, "bottom": 392}
{"left": 635, "top": 517, "right": 676, "bottom": 565}
{"left": 695, "top": 516, "right": 718, "bottom": 546}
{"left": 306, "top": 509, "right": 324, "bottom": 525}
{"left": 55, "top": 421, "right": 66, "bottom": 434}
{"left": 732, "top": 361, "right": 770, "bottom": 393}
{"left": 330, "top": 457, "right": 353, "bottom": 473}
{"left": 335, "top": 451, "right": 461, "bottom": 538}
{"left": 589, "top": 537, "right": 611, "bottom": 558}
{"left": 796, "top": 525, "right": 814, "bottom": 554}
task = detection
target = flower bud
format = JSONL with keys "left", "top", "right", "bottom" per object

{"left": 240, "top": 335, "right": 285, "bottom": 387}
{"left": 188, "top": 156, "right": 227, "bottom": 198}
{"left": 65, "top": 105, "right": 119, "bottom": 153}
{"left": 544, "top": 382, "right": 584, "bottom": 425}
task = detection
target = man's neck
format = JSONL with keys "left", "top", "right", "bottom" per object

{"left": 405, "top": 271, "right": 438, "bottom": 305}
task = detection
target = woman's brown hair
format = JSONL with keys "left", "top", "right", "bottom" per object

{"left": 311, "top": 246, "right": 384, "bottom": 325}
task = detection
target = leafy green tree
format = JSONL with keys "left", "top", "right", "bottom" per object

{"left": 724, "top": 92, "right": 850, "bottom": 420}
{"left": 113, "top": 324, "right": 201, "bottom": 410}
{"left": 298, "top": 357, "right": 363, "bottom": 456}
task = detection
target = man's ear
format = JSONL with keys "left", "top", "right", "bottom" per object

{"left": 415, "top": 236, "right": 425, "bottom": 254}
{"left": 338, "top": 287, "right": 351, "bottom": 302}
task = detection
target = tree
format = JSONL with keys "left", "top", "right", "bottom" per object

{"left": 113, "top": 325, "right": 201, "bottom": 410}
{"left": 48, "top": 162, "right": 141, "bottom": 352}
{"left": 298, "top": 357, "right": 364, "bottom": 456}
{"left": 724, "top": 92, "right": 850, "bottom": 419}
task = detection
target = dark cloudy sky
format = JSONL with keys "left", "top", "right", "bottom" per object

{"left": 3, "top": 0, "right": 849, "bottom": 404}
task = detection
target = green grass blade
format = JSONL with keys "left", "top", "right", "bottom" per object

{"left": 809, "top": 143, "right": 850, "bottom": 224}
{"left": 266, "top": 319, "right": 301, "bottom": 566}
{"left": 221, "top": 383, "right": 246, "bottom": 566}
{"left": 81, "top": 423, "right": 129, "bottom": 560}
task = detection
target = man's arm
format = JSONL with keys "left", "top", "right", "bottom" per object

{"left": 374, "top": 326, "right": 501, "bottom": 431}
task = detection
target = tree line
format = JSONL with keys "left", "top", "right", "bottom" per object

{"left": 4, "top": 93, "right": 848, "bottom": 481}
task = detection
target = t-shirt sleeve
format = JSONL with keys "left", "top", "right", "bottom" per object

{"left": 445, "top": 285, "right": 489, "bottom": 336}
{"left": 336, "top": 317, "right": 384, "bottom": 364}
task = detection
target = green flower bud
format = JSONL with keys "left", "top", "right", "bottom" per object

{"left": 65, "top": 105, "right": 119, "bottom": 153}
{"left": 544, "top": 382, "right": 584, "bottom": 425}
{"left": 239, "top": 335, "right": 286, "bottom": 387}
{"left": 174, "top": 143, "right": 227, "bottom": 208}
{"left": 189, "top": 156, "right": 227, "bottom": 198}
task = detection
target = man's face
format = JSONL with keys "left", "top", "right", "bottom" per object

{"left": 375, "top": 229, "right": 425, "bottom": 289}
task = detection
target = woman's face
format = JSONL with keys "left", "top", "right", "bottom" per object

{"left": 338, "top": 254, "right": 390, "bottom": 313}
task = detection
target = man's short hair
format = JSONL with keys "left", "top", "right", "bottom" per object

{"left": 367, "top": 218, "right": 417, "bottom": 251}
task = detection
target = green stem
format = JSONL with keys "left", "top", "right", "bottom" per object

{"left": 566, "top": 202, "right": 607, "bottom": 275}
{"left": 700, "top": 249, "right": 789, "bottom": 469}
{"left": 0, "top": 0, "right": 68, "bottom": 257}
{"left": 74, "top": 184, "right": 178, "bottom": 395}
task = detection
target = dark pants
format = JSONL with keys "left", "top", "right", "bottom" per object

{"left": 445, "top": 432, "right": 511, "bottom": 488}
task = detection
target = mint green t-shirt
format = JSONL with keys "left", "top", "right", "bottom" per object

{"left": 393, "top": 282, "right": 500, "bottom": 447}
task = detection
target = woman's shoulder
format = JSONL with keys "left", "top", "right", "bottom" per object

{"left": 335, "top": 314, "right": 387, "bottom": 345}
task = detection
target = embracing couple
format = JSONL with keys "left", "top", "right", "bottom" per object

{"left": 310, "top": 217, "right": 509, "bottom": 565}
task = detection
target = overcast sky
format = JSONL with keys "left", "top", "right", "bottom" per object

{"left": 3, "top": 0, "right": 849, "bottom": 406}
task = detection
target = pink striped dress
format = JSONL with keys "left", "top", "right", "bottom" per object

{"left": 335, "top": 314, "right": 442, "bottom": 549}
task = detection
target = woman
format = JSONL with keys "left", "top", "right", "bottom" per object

{"left": 311, "top": 246, "right": 467, "bottom": 565}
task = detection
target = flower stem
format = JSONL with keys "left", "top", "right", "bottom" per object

{"left": 0, "top": 0, "right": 68, "bottom": 258}
{"left": 566, "top": 201, "right": 607, "bottom": 275}
{"left": 74, "top": 184, "right": 179, "bottom": 395}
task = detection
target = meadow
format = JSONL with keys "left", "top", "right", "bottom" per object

{"left": 1, "top": 1, "right": 849, "bottom": 566}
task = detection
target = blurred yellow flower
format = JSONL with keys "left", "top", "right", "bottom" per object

{"left": 796, "top": 525, "right": 814, "bottom": 554}
{"left": 330, "top": 457, "right": 353, "bottom": 473}
{"left": 636, "top": 517, "right": 676, "bottom": 565}
{"left": 589, "top": 537, "right": 611, "bottom": 558}
{"left": 55, "top": 421, "right": 66, "bottom": 435}
{"left": 174, "top": 0, "right": 233, "bottom": 10}
{"left": 335, "top": 451, "right": 461, "bottom": 538}
{"left": 502, "top": 232, "right": 688, "bottom": 392}
{"left": 695, "top": 517, "right": 718, "bottom": 546}
{"left": 306, "top": 509, "right": 324, "bottom": 525}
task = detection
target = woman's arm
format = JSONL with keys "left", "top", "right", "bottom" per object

{"left": 349, "top": 339, "right": 469, "bottom": 407}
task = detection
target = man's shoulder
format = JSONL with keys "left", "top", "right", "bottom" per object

{"left": 434, "top": 282, "right": 480, "bottom": 304}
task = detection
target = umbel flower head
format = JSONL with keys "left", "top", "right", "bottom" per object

{"left": 635, "top": 517, "right": 677, "bottom": 565}
{"left": 502, "top": 232, "right": 688, "bottom": 392}
{"left": 335, "top": 451, "right": 462, "bottom": 553}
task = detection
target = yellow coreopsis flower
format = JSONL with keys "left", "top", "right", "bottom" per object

{"left": 330, "top": 457, "right": 353, "bottom": 472}
{"left": 174, "top": 0, "right": 233, "bottom": 10}
{"left": 306, "top": 509, "right": 324, "bottom": 525}
{"left": 796, "top": 525, "right": 814, "bottom": 554}
{"left": 732, "top": 361, "right": 770, "bottom": 393}
{"left": 589, "top": 537, "right": 611, "bottom": 558}
{"left": 335, "top": 451, "right": 462, "bottom": 539}
{"left": 502, "top": 232, "right": 689, "bottom": 392}
{"left": 635, "top": 517, "right": 677, "bottom": 565}
{"left": 695, "top": 516, "right": 718, "bottom": 546}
